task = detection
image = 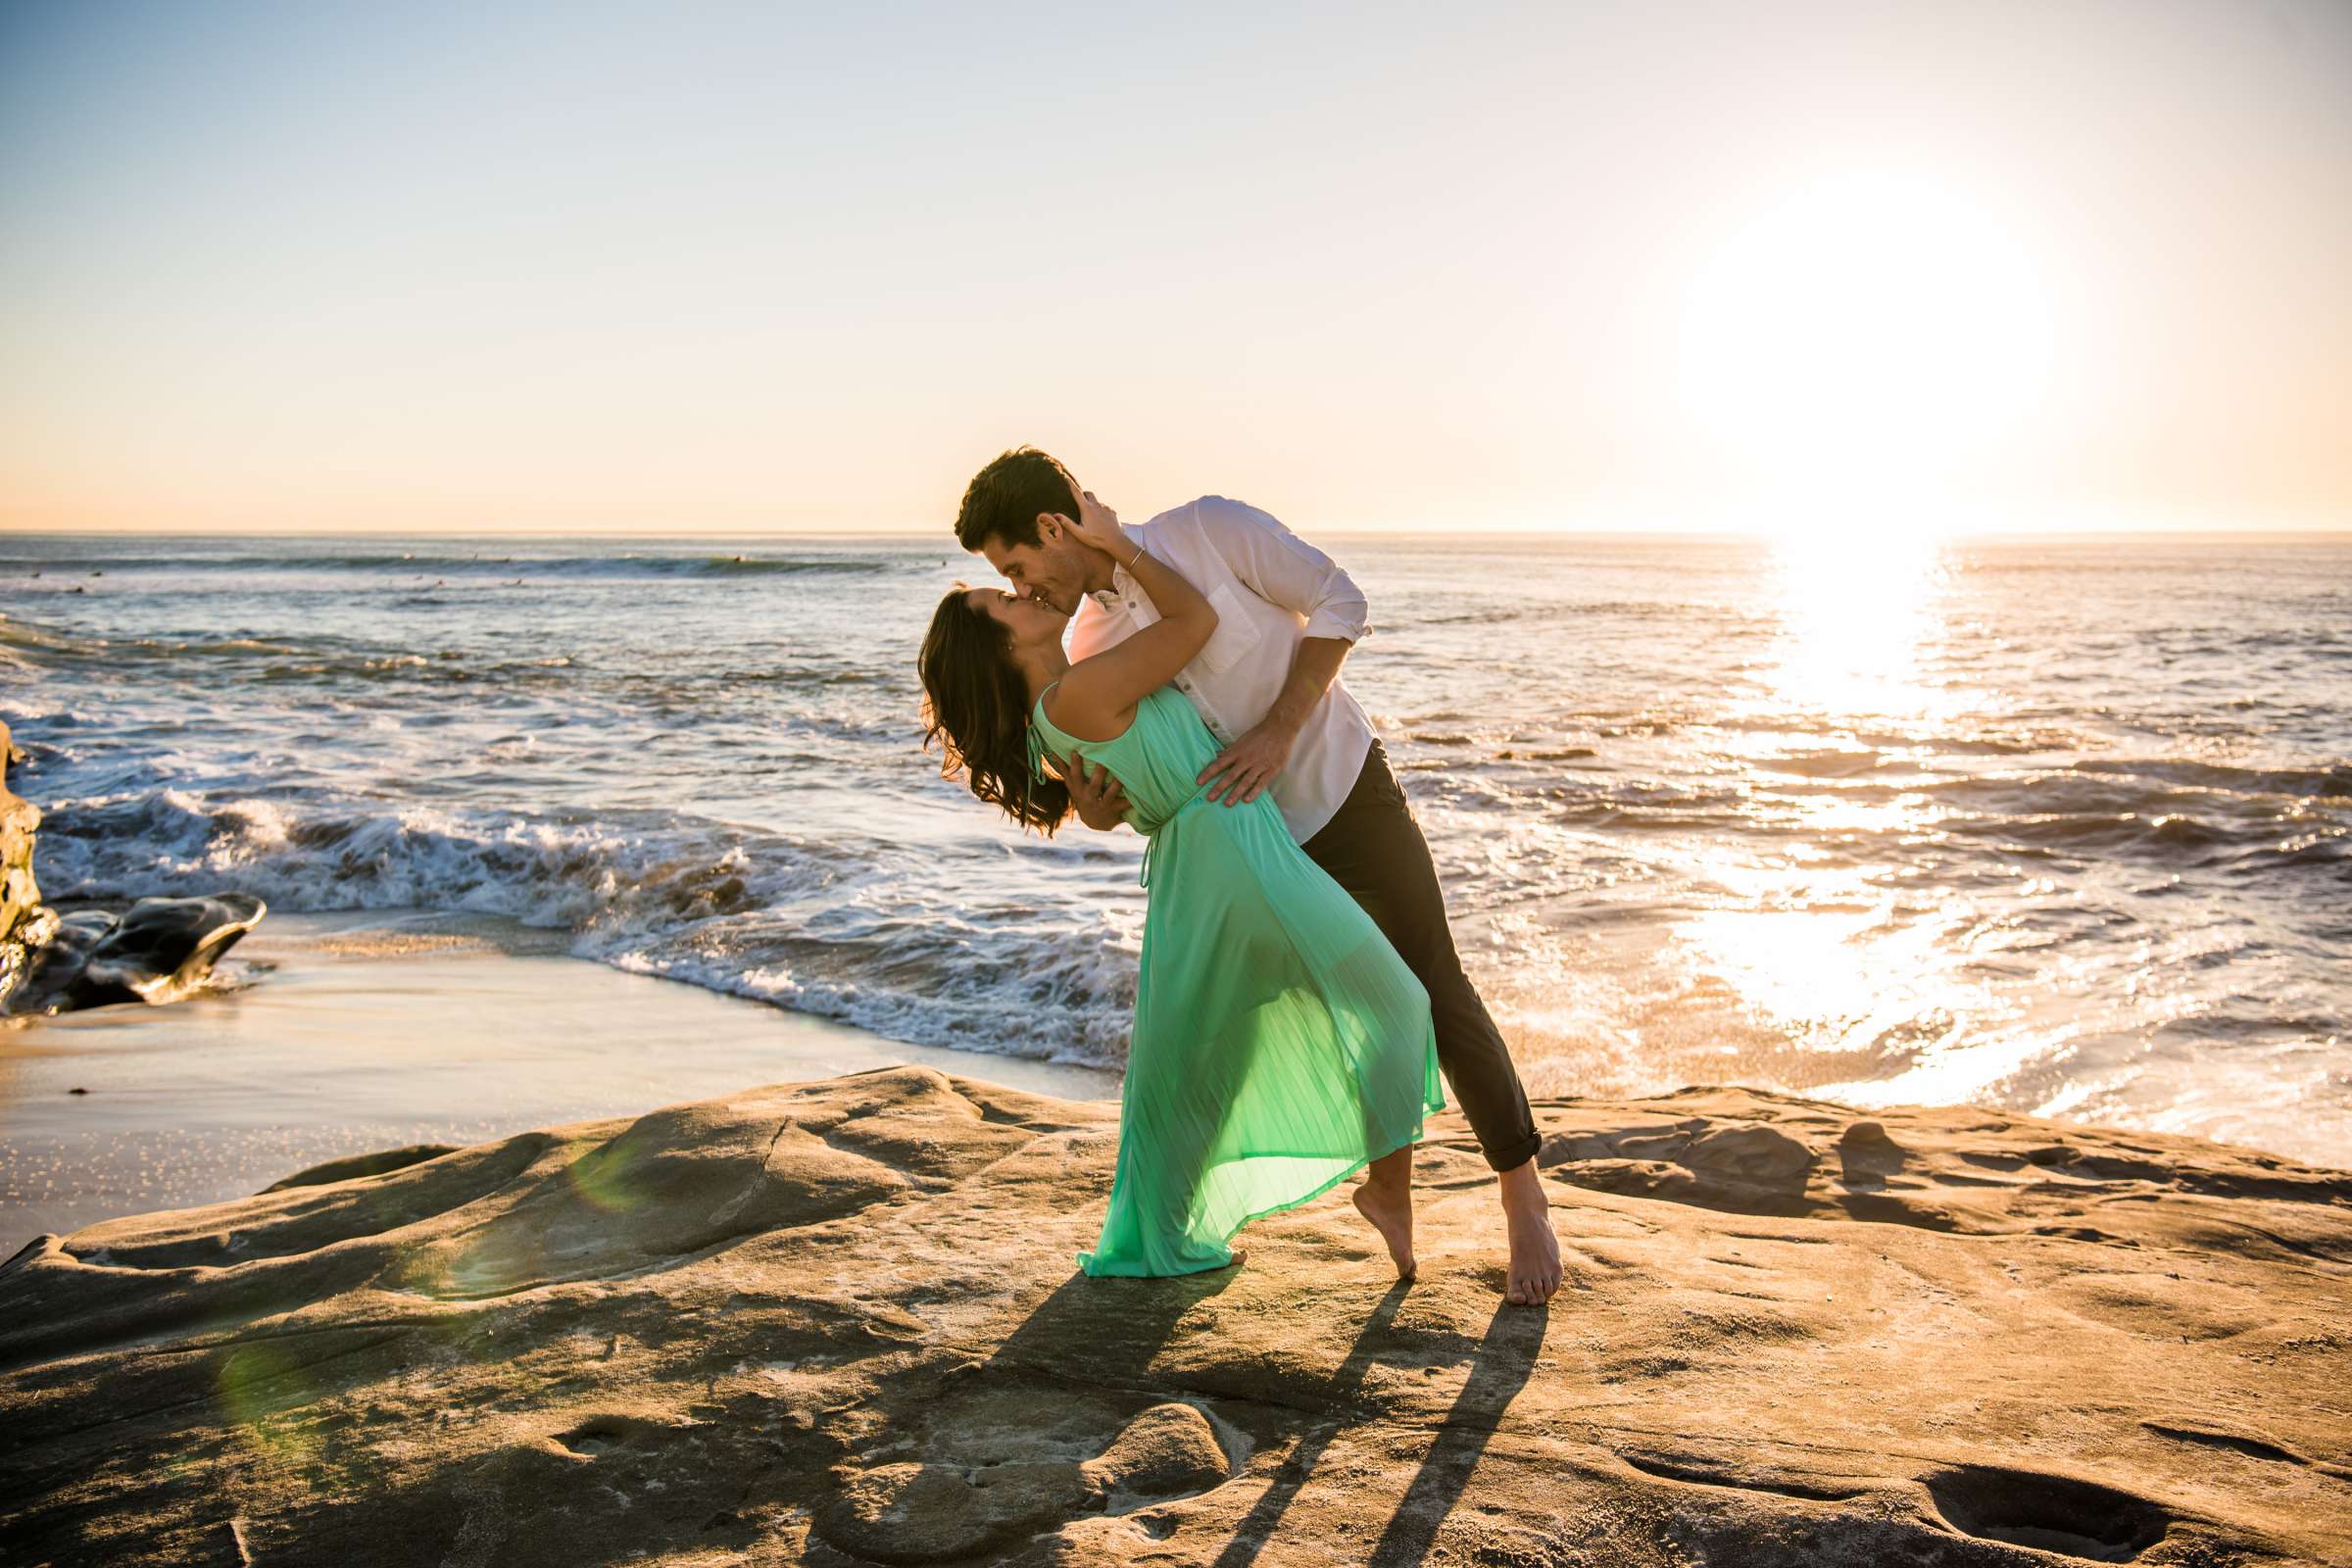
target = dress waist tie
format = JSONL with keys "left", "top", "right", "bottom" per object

{"left": 1137, "top": 781, "right": 1225, "bottom": 890}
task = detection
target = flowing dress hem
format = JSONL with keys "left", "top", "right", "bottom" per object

{"left": 1074, "top": 1086, "right": 1448, "bottom": 1279}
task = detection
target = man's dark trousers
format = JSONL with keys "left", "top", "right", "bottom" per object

{"left": 1298, "top": 738, "right": 1543, "bottom": 1173}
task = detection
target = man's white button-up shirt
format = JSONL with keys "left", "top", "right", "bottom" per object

{"left": 1065, "top": 495, "right": 1376, "bottom": 844}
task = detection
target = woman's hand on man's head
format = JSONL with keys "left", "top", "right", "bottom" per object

{"left": 1065, "top": 490, "right": 1130, "bottom": 560}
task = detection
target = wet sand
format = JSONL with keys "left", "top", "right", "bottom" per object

{"left": 0, "top": 911, "right": 1118, "bottom": 1247}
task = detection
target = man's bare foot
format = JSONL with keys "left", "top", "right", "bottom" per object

{"left": 1497, "top": 1158, "right": 1560, "bottom": 1305}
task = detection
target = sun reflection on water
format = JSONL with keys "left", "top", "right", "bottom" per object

{"left": 1758, "top": 526, "right": 1951, "bottom": 721}
{"left": 1671, "top": 526, "right": 2001, "bottom": 1083}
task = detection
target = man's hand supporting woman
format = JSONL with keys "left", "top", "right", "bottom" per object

{"left": 1049, "top": 750, "right": 1129, "bottom": 829}
{"left": 1197, "top": 634, "right": 1350, "bottom": 806}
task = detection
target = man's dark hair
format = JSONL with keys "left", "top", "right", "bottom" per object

{"left": 954, "top": 446, "right": 1081, "bottom": 554}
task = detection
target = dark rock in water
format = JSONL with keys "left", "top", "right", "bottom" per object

{"left": 84, "top": 892, "right": 267, "bottom": 1004}
{"left": 9, "top": 894, "right": 267, "bottom": 1014}
{"left": 1, "top": 718, "right": 268, "bottom": 1016}
{"left": 10, "top": 909, "right": 112, "bottom": 1014}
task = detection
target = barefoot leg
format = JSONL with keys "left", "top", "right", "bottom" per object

{"left": 1350, "top": 1143, "right": 1418, "bottom": 1280}
{"left": 1497, "top": 1157, "right": 1561, "bottom": 1304}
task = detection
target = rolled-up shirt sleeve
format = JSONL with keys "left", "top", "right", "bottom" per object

{"left": 1187, "top": 495, "right": 1371, "bottom": 644}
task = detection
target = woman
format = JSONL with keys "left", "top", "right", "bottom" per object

{"left": 918, "top": 490, "right": 1445, "bottom": 1278}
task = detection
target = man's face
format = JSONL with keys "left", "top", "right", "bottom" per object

{"left": 980, "top": 519, "right": 1091, "bottom": 617}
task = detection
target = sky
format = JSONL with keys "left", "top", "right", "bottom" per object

{"left": 2, "top": 0, "right": 2347, "bottom": 536}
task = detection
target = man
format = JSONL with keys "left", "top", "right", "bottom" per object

{"left": 954, "top": 446, "right": 1562, "bottom": 1306}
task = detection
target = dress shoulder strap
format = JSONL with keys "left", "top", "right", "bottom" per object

{"left": 1031, "top": 678, "right": 1064, "bottom": 729}
{"left": 1023, "top": 681, "right": 1057, "bottom": 791}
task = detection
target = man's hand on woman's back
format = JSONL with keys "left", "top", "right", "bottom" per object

{"left": 1044, "top": 746, "right": 1130, "bottom": 830}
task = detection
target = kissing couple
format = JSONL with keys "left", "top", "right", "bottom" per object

{"left": 918, "top": 447, "right": 1562, "bottom": 1305}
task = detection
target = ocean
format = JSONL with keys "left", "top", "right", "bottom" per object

{"left": 3, "top": 527, "right": 2346, "bottom": 1166}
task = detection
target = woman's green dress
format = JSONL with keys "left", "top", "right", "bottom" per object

{"left": 1030, "top": 682, "right": 1446, "bottom": 1277}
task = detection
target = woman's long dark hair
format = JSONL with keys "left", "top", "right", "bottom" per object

{"left": 918, "top": 585, "right": 1072, "bottom": 835}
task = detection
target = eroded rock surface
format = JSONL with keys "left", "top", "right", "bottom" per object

{"left": 2, "top": 1066, "right": 2346, "bottom": 1566}
{"left": 0, "top": 719, "right": 42, "bottom": 1006}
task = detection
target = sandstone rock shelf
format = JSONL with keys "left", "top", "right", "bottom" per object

{"left": 2, "top": 1065, "right": 2347, "bottom": 1566}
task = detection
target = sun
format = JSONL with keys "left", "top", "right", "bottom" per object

{"left": 1672, "top": 167, "right": 2063, "bottom": 538}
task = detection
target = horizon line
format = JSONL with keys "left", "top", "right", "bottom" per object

{"left": 6, "top": 522, "right": 2349, "bottom": 541}
{"left": 4, "top": 526, "right": 2352, "bottom": 545}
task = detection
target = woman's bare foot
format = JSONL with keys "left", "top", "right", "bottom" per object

{"left": 1224, "top": 1244, "right": 1247, "bottom": 1268}
{"left": 1351, "top": 1180, "right": 1416, "bottom": 1279}
{"left": 1352, "top": 1144, "right": 1418, "bottom": 1279}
